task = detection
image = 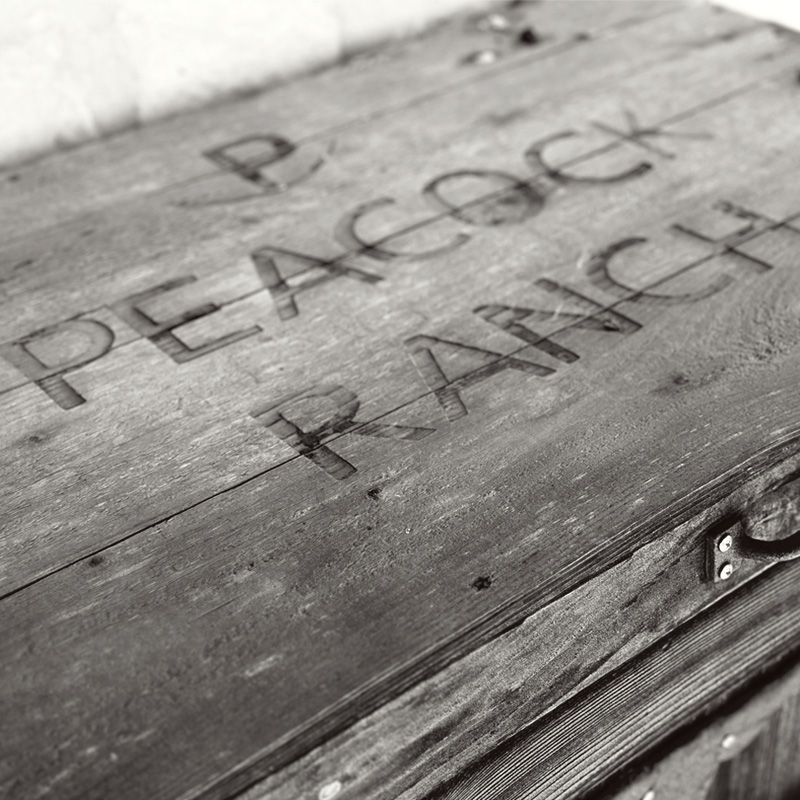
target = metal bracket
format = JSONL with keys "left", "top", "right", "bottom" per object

{"left": 705, "top": 474, "right": 800, "bottom": 583}
{"left": 706, "top": 521, "right": 746, "bottom": 583}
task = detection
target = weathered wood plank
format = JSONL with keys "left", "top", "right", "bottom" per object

{"left": 605, "top": 658, "right": 800, "bottom": 800}
{"left": 4, "top": 3, "right": 800, "bottom": 800}
{"left": 0, "top": 9, "right": 793, "bottom": 594}
{"left": 422, "top": 562, "right": 800, "bottom": 800}
{"left": 6, "top": 205, "right": 800, "bottom": 798}
{"left": 236, "top": 455, "right": 800, "bottom": 800}
{"left": 0, "top": 5, "right": 749, "bottom": 337}
{"left": 0, "top": 2, "right": 677, "bottom": 239}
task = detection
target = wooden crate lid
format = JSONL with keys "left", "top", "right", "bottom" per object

{"left": 3, "top": 2, "right": 800, "bottom": 799}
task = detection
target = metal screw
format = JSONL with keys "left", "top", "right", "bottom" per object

{"left": 719, "top": 562, "right": 734, "bottom": 580}
{"left": 642, "top": 790, "right": 656, "bottom": 800}
{"left": 718, "top": 534, "right": 733, "bottom": 553}
{"left": 465, "top": 49, "right": 498, "bottom": 65}
{"left": 722, "top": 734, "right": 737, "bottom": 748}
{"left": 319, "top": 782, "right": 342, "bottom": 800}
{"left": 485, "top": 13, "right": 511, "bottom": 31}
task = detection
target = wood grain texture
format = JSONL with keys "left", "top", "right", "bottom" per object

{"left": 4, "top": 2, "right": 800, "bottom": 800}
{"left": 604, "top": 654, "right": 800, "bottom": 800}
{"left": 425, "top": 562, "right": 800, "bottom": 800}
{"left": 0, "top": 4, "right": 790, "bottom": 590}
{"left": 0, "top": 5, "right": 742, "bottom": 340}
{"left": 0, "top": 2, "right": 676, "bottom": 238}
{"left": 705, "top": 693, "right": 800, "bottom": 800}
{"left": 243, "top": 456, "right": 800, "bottom": 800}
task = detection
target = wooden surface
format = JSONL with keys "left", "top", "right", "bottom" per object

{"left": 606, "top": 641, "right": 800, "bottom": 800}
{"left": 429, "top": 561, "right": 800, "bottom": 800}
{"left": 245, "top": 452, "right": 800, "bottom": 800}
{"left": 4, "top": 2, "right": 800, "bottom": 799}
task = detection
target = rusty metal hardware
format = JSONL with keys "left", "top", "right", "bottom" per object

{"left": 706, "top": 473, "right": 800, "bottom": 583}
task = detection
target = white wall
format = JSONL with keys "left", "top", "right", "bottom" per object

{"left": 0, "top": 0, "right": 795, "bottom": 167}
{"left": 717, "top": 0, "right": 800, "bottom": 30}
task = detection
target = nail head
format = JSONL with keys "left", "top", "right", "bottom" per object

{"left": 319, "top": 782, "right": 342, "bottom": 800}
{"left": 465, "top": 49, "right": 498, "bottom": 65}
{"left": 487, "top": 13, "right": 510, "bottom": 30}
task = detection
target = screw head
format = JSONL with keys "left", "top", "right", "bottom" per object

{"left": 719, "top": 562, "right": 734, "bottom": 580}
{"left": 718, "top": 534, "right": 733, "bottom": 553}
{"left": 487, "top": 13, "right": 510, "bottom": 31}
{"left": 467, "top": 49, "right": 498, "bottom": 65}
{"left": 319, "top": 782, "right": 342, "bottom": 800}
{"left": 722, "top": 734, "right": 737, "bottom": 748}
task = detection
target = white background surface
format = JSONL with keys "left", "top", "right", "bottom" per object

{"left": 719, "top": 0, "right": 800, "bottom": 29}
{"left": 0, "top": 0, "right": 796, "bottom": 167}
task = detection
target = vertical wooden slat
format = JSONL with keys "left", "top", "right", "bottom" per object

{"left": 706, "top": 694, "right": 800, "bottom": 800}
